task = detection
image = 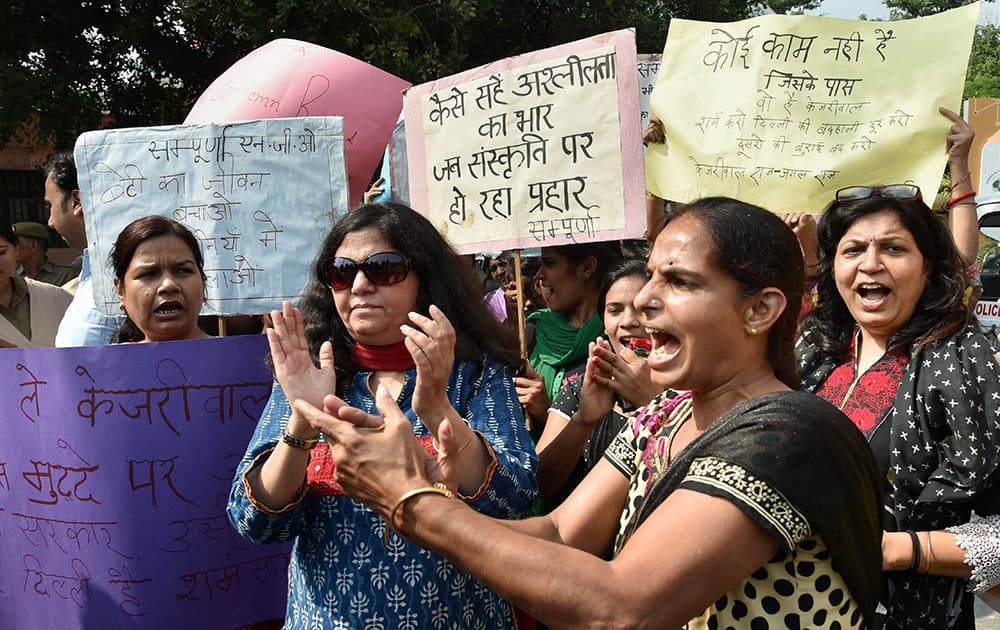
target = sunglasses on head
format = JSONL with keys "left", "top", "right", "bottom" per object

{"left": 835, "top": 184, "right": 922, "bottom": 204}
{"left": 320, "top": 252, "right": 411, "bottom": 290}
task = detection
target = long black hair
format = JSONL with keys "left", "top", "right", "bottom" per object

{"left": 299, "top": 202, "right": 522, "bottom": 382}
{"left": 0, "top": 220, "right": 17, "bottom": 246}
{"left": 664, "top": 197, "right": 805, "bottom": 389}
{"left": 800, "top": 195, "right": 970, "bottom": 359}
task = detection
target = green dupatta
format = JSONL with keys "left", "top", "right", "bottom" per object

{"left": 526, "top": 309, "right": 603, "bottom": 400}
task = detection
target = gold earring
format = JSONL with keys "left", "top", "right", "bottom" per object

{"left": 750, "top": 327, "right": 758, "bottom": 335}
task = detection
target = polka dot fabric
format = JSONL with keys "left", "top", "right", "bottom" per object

{"left": 684, "top": 536, "right": 863, "bottom": 630}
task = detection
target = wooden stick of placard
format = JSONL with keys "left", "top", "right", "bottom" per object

{"left": 513, "top": 249, "right": 527, "bottom": 360}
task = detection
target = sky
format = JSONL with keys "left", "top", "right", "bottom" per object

{"left": 810, "top": 0, "right": 890, "bottom": 19}
{"left": 809, "top": 0, "right": 999, "bottom": 23}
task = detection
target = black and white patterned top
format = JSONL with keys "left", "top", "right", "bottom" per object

{"left": 799, "top": 322, "right": 1000, "bottom": 629}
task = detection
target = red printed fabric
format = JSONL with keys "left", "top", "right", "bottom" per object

{"left": 305, "top": 435, "right": 438, "bottom": 496}
{"left": 815, "top": 352, "right": 906, "bottom": 436}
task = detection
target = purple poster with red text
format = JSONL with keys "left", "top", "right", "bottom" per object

{"left": 0, "top": 336, "right": 289, "bottom": 629}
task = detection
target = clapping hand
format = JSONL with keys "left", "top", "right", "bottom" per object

{"left": 401, "top": 305, "right": 456, "bottom": 426}
{"left": 587, "top": 337, "right": 662, "bottom": 410}
{"left": 267, "top": 301, "right": 336, "bottom": 436}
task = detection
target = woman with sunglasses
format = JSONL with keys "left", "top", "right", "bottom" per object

{"left": 228, "top": 203, "right": 537, "bottom": 629}
{"left": 288, "top": 197, "right": 882, "bottom": 629}
{"left": 797, "top": 184, "right": 1000, "bottom": 629}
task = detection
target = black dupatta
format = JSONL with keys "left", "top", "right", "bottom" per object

{"left": 622, "top": 390, "right": 883, "bottom": 628}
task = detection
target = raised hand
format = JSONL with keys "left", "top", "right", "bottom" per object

{"left": 294, "top": 386, "right": 445, "bottom": 517}
{"left": 778, "top": 212, "right": 819, "bottom": 272}
{"left": 401, "top": 304, "right": 456, "bottom": 426}
{"left": 267, "top": 301, "right": 336, "bottom": 434}
{"left": 588, "top": 337, "right": 662, "bottom": 409}
{"left": 940, "top": 106, "right": 973, "bottom": 162}
{"left": 575, "top": 340, "right": 616, "bottom": 426}
{"left": 643, "top": 116, "right": 665, "bottom": 145}
{"left": 363, "top": 177, "right": 386, "bottom": 204}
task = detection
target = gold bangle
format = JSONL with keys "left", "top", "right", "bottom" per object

{"left": 384, "top": 482, "right": 454, "bottom": 545}
{"left": 432, "top": 431, "right": 476, "bottom": 456}
{"left": 457, "top": 432, "right": 498, "bottom": 502}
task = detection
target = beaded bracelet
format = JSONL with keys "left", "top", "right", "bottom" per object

{"left": 950, "top": 171, "right": 971, "bottom": 191}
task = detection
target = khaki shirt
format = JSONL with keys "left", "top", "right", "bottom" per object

{"left": 20, "top": 259, "right": 81, "bottom": 287}
{"left": 0, "top": 275, "right": 32, "bottom": 341}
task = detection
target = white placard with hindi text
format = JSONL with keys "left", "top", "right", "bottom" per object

{"left": 403, "top": 29, "right": 646, "bottom": 253}
{"left": 75, "top": 117, "right": 349, "bottom": 316}
{"left": 638, "top": 54, "right": 662, "bottom": 131}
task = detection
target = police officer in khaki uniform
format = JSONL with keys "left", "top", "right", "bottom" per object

{"left": 13, "top": 221, "right": 80, "bottom": 287}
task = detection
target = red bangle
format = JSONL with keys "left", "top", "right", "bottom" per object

{"left": 946, "top": 190, "right": 976, "bottom": 209}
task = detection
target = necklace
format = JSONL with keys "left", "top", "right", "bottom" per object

{"left": 366, "top": 370, "right": 408, "bottom": 400}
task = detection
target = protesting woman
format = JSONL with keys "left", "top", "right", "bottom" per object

{"left": 228, "top": 202, "right": 536, "bottom": 628}
{"left": 293, "top": 198, "right": 883, "bottom": 629}
{"left": 110, "top": 215, "right": 211, "bottom": 344}
{"left": 515, "top": 242, "right": 621, "bottom": 435}
{"left": 535, "top": 257, "right": 662, "bottom": 505}
{"left": 798, "top": 184, "right": 1000, "bottom": 629}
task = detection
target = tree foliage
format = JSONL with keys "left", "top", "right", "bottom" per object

{"left": 0, "top": 0, "right": 772, "bottom": 149}
{"left": 884, "top": 0, "right": 989, "bottom": 18}
{"left": 3, "top": 0, "right": 997, "bottom": 151}
{"left": 758, "top": 0, "right": 823, "bottom": 15}
{"left": 877, "top": 0, "right": 999, "bottom": 98}
{"left": 966, "top": 24, "right": 1000, "bottom": 98}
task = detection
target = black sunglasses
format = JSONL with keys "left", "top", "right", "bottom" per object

{"left": 320, "top": 252, "right": 411, "bottom": 290}
{"left": 835, "top": 184, "right": 922, "bottom": 204}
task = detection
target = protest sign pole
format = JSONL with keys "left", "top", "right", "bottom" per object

{"left": 513, "top": 249, "right": 527, "bottom": 359}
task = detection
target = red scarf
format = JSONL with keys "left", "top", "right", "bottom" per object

{"left": 350, "top": 340, "right": 416, "bottom": 371}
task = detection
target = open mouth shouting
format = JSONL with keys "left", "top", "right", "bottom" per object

{"left": 154, "top": 300, "right": 185, "bottom": 319}
{"left": 855, "top": 283, "right": 891, "bottom": 311}
{"left": 645, "top": 326, "right": 681, "bottom": 365}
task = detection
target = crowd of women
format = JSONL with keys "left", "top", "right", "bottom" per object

{"left": 2, "top": 103, "right": 999, "bottom": 629}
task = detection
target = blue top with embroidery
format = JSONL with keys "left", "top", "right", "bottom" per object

{"left": 227, "top": 357, "right": 537, "bottom": 629}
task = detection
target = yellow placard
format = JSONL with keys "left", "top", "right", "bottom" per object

{"left": 646, "top": 3, "right": 980, "bottom": 214}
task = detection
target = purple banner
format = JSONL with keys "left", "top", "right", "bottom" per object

{"left": 0, "top": 336, "right": 289, "bottom": 629}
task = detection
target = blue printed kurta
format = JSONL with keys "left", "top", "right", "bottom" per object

{"left": 228, "top": 358, "right": 537, "bottom": 629}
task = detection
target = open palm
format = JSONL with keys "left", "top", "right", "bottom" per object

{"left": 268, "top": 301, "right": 336, "bottom": 408}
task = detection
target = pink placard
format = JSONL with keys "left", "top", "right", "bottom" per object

{"left": 185, "top": 39, "right": 410, "bottom": 207}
